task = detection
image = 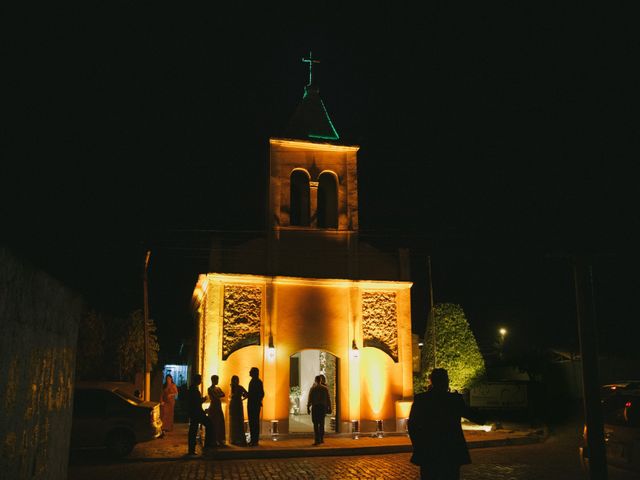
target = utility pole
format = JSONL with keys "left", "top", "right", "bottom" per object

{"left": 143, "top": 250, "right": 151, "bottom": 401}
{"left": 574, "top": 255, "right": 607, "bottom": 480}
{"left": 427, "top": 256, "right": 436, "bottom": 369}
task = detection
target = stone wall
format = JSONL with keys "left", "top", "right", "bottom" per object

{"left": 0, "top": 247, "right": 83, "bottom": 480}
{"left": 222, "top": 285, "right": 261, "bottom": 360}
{"left": 362, "top": 291, "right": 398, "bottom": 362}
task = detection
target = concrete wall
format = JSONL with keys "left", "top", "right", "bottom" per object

{"left": 0, "top": 247, "right": 83, "bottom": 480}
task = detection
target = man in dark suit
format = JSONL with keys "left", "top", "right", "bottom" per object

{"left": 247, "top": 366, "right": 264, "bottom": 446}
{"left": 187, "top": 373, "right": 215, "bottom": 455}
{"left": 408, "top": 368, "right": 485, "bottom": 480}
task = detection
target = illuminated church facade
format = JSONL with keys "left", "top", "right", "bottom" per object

{"left": 192, "top": 58, "right": 414, "bottom": 437}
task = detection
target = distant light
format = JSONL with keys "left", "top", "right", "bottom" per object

{"left": 418, "top": 341, "right": 424, "bottom": 348}
{"left": 626, "top": 401, "right": 632, "bottom": 408}
{"left": 499, "top": 328, "right": 507, "bottom": 336}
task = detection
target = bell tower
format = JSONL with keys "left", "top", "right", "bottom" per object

{"left": 267, "top": 53, "right": 360, "bottom": 278}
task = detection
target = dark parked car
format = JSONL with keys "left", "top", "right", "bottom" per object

{"left": 581, "top": 392, "right": 640, "bottom": 472}
{"left": 602, "top": 394, "right": 640, "bottom": 470}
{"left": 71, "top": 382, "right": 162, "bottom": 457}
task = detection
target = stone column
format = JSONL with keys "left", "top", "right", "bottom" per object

{"left": 309, "top": 181, "right": 319, "bottom": 228}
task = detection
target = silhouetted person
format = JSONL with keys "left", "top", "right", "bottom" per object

{"left": 307, "top": 374, "right": 332, "bottom": 445}
{"left": 247, "top": 367, "right": 264, "bottom": 446}
{"left": 207, "top": 374, "right": 226, "bottom": 446}
{"left": 187, "top": 374, "right": 214, "bottom": 455}
{"left": 229, "top": 375, "right": 248, "bottom": 446}
{"left": 161, "top": 373, "right": 178, "bottom": 432}
{"left": 408, "top": 368, "right": 485, "bottom": 480}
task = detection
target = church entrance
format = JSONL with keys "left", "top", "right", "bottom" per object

{"left": 288, "top": 350, "right": 338, "bottom": 433}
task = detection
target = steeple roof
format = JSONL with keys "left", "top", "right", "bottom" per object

{"left": 283, "top": 53, "right": 340, "bottom": 142}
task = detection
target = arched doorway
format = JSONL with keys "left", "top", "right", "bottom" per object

{"left": 289, "top": 350, "right": 338, "bottom": 433}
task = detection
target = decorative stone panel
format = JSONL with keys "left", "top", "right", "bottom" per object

{"left": 362, "top": 291, "right": 398, "bottom": 362}
{"left": 222, "top": 285, "right": 262, "bottom": 360}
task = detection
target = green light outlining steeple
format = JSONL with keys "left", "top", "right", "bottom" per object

{"left": 283, "top": 52, "right": 340, "bottom": 142}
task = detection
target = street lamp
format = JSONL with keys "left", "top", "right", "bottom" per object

{"left": 498, "top": 327, "right": 507, "bottom": 360}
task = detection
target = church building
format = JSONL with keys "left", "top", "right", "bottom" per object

{"left": 191, "top": 54, "right": 414, "bottom": 438}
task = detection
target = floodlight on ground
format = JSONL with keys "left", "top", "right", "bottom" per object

{"left": 351, "top": 419, "right": 360, "bottom": 440}
{"left": 375, "top": 419, "right": 384, "bottom": 438}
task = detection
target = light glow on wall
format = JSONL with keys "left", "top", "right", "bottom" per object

{"left": 362, "top": 348, "right": 389, "bottom": 418}
{"left": 395, "top": 400, "right": 412, "bottom": 419}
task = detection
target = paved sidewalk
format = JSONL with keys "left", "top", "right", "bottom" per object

{"left": 127, "top": 422, "right": 548, "bottom": 461}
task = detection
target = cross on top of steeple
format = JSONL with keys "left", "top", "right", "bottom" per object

{"left": 302, "top": 51, "right": 320, "bottom": 87}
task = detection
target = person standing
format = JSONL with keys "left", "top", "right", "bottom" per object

{"left": 247, "top": 367, "right": 264, "bottom": 446}
{"left": 187, "top": 374, "right": 214, "bottom": 455}
{"left": 408, "top": 368, "right": 485, "bottom": 480}
{"left": 307, "top": 374, "right": 332, "bottom": 445}
{"left": 229, "top": 375, "right": 248, "bottom": 446}
{"left": 160, "top": 374, "right": 179, "bottom": 432}
{"left": 207, "top": 374, "right": 226, "bottom": 447}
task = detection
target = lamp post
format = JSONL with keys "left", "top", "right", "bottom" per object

{"left": 427, "top": 256, "right": 436, "bottom": 370}
{"left": 143, "top": 250, "right": 151, "bottom": 401}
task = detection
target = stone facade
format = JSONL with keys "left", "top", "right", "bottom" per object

{"left": 0, "top": 247, "right": 83, "bottom": 480}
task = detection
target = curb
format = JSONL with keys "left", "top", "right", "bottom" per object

{"left": 122, "top": 431, "right": 547, "bottom": 463}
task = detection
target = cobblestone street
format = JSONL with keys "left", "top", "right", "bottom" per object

{"left": 68, "top": 422, "right": 638, "bottom": 480}
{"left": 67, "top": 450, "right": 637, "bottom": 480}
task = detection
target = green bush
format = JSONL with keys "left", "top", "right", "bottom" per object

{"left": 417, "top": 303, "right": 486, "bottom": 393}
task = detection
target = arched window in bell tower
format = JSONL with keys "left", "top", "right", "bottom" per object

{"left": 317, "top": 171, "right": 338, "bottom": 229}
{"left": 290, "top": 169, "right": 310, "bottom": 226}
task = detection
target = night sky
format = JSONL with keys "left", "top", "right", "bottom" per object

{"left": 2, "top": 5, "right": 638, "bottom": 363}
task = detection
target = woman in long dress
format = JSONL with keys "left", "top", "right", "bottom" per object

{"left": 229, "top": 375, "right": 248, "bottom": 446}
{"left": 207, "top": 374, "right": 226, "bottom": 446}
{"left": 160, "top": 374, "right": 178, "bottom": 432}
